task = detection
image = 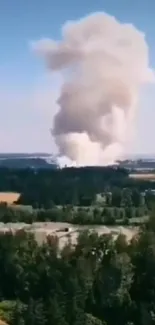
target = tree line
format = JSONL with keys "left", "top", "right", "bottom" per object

{"left": 0, "top": 214, "right": 155, "bottom": 325}
{"left": 0, "top": 203, "right": 148, "bottom": 225}
{"left": 0, "top": 166, "right": 128, "bottom": 207}
{"left": 0, "top": 167, "right": 155, "bottom": 209}
{"left": 0, "top": 167, "right": 155, "bottom": 225}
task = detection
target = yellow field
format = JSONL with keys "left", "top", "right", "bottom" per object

{"left": 129, "top": 173, "right": 155, "bottom": 180}
{"left": 0, "top": 192, "right": 21, "bottom": 204}
{"left": 0, "top": 320, "right": 8, "bottom": 325}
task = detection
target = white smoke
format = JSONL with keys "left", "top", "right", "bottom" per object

{"left": 33, "top": 12, "right": 155, "bottom": 166}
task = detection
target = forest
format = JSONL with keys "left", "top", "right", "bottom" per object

{"left": 0, "top": 214, "right": 155, "bottom": 325}
{"left": 0, "top": 166, "right": 129, "bottom": 207}
{"left": 1, "top": 167, "right": 155, "bottom": 325}
{"left": 0, "top": 167, "right": 155, "bottom": 225}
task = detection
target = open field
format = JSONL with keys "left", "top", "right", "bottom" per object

{"left": 129, "top": 173, "right": 155, "bottom": 180}
{"left": 0, "top": 192, "right": 20, "bottom": 204}
{"left": 0, "top": 221, "right": 138, "bottom": 248}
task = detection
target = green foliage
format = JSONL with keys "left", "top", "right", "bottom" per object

{"left": 1, "top": 167, "right": 155, "bottom": 325}
{"left": 0, "top": 300, "right": 16, "bottom": 323}
{"left": 0, "top": 167, "right": 154, "bottom": 226}
{"left": 85, "top": 313, "right": 106, "bottom": 325}
{"left": 0, "top": 213, "right": 155, "bottom": 325}
{"left": 0, "top": 203, "right": 148, "bottom": 226}
{"left": 0, "top": 167, "right": 153, "bottom": 209}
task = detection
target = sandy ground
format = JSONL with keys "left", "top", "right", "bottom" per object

{"left": 0, "top": 222, "right": 138, "bottom": 248}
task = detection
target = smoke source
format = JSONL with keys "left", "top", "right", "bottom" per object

{"left": 33, "top": 12, "right": 154, "bottom": 166}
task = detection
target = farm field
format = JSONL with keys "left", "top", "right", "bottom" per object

{"left": 129, "top": 173, "right": 155, "bottom": 180}
{"left": 0, "top": 192, "right": 20, "bottom": 204}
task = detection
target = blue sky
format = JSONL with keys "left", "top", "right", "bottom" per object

{"left": 0, "top": 0, "right": 155, "bottom": 155}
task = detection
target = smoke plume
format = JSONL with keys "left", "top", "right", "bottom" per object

{"left": 33, "top": 12, "right": 154, "bottom": 166}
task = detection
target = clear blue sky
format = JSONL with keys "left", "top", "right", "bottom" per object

{"left": 0, "top": 0, "right": 155, "bottom": 155}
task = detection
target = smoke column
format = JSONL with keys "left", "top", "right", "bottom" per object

{"left": 33, "top": 12, "right": 154, "bottom": 166}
